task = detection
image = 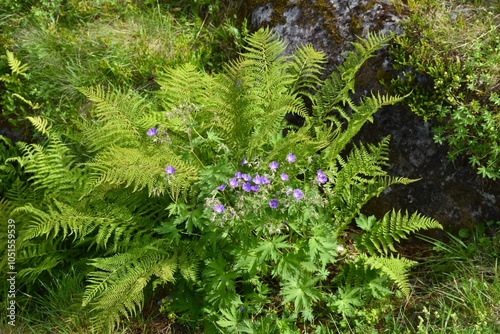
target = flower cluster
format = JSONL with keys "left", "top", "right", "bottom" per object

{"left": 211, "top": 153, "right": 327, "bottom": 215}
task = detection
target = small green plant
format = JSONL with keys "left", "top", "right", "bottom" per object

{"left": 0, "top": 50, "right": 40, "bottom": 131}
{"left": 392, "top": 0, "right": 500, "bottom": 179}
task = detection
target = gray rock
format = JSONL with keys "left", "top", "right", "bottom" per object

{"left": 247, "top": 0, "right": 500, "bottom": 230}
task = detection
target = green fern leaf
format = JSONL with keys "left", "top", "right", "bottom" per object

{"left": 364, "top": 255, "right": 417, "bottom": 297}
{"left": 357, "top": 210, "right": 442, "bottom": 256}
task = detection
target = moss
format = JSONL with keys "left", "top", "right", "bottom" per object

{"left": 243, "top": 0, "right": 344, "bottom": 47}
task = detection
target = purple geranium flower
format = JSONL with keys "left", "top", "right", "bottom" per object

{"left": 241, "top": 157, "right": 247, "bottom": 166}
{"left": 251, "top": 185, "right": 259, "bottom": 192}
{"left": 242, "top": 182, "right": 252, "bottom": 192}
{"left": 293, "top": 189, "right": 304, "bottom": 200}
{"left": 217, "top": 184, "right": 227, "bottom": 191}
{"left": 242, "top": 174, "right": 252, "bottom": 181}
{"left": 164, "top": 166, "right": 175, "bottom": 175}
{"left": 234, "top": 171, "right": 242, "bottom": 179}
{"left": 317, "top": 169, "right": 328, "bottom": 184}
{"left": 269, "top": 161, "right": 279, "bottom": 171}
{"left": 286, "top": 153, "right": 296, "bottom": 163}
{"left": 214, "top": 204, "right": 225, "bottom": 213}
{"left": 253, "top": 175, "right": 262, "bottom": 185}
{"left": 269, "top": 199, "right": 279, "bottom": 209}
{"left": 260, "top": 177, "right": 270, "bottom": 185}
{"left": 229, "top": 177, "right": 239, "bottom": 188}
{"left": 280, "top": 173, "right": 289, "bottom": 181}
{"left": 146, "top": 128, "right": 157, "bottom": 136}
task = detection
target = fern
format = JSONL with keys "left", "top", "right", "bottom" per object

{"left": 83, "top": 247, "right": 175, "bottom": 331}
{"left": 0, "top": 50, "right": 28, "bottom": 83}
{"left": 355, "top": 210, "right": 443, "bottom": 256}
{"left": 326, "top": 137, "right": 419, "bottom": 232}
{"left": 363, "top": 254, "right": 417, "bottom": 297}
{"left": 88, "top": 146, "right": 198, "bottom": 200}
{"left": 78, "top": 86, "right": 150, "bottom": 152}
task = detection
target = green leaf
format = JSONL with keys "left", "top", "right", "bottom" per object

{"left": 355, "top": 214, "right": 377, "bottom": 231}
{"left": 280, "top": 275, "right": 321, "bottom": 320}
{"left": 329, "top": 286, "right": 363, "bottom": 317}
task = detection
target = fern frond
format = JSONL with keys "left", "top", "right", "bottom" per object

{"left": 363, "top": 254, "right": 417, "bottom": 297}
{"left": 356, "top": 210, "right": 442, "bottom": 256}
{"left": 83, "top": 247, "right": 177, "bottom": 332}
{"left": 289, "top": 44, "right": 327, "bottom": 97}
{"left": 5, "top": 50, "right": 28, "bottom": 76}
{"left": 26, "top": 116, "right": 51, "bottom": 136}
{"left": 79, "top": 86, "right": 149, "bottom": 152}
{"left": 337, "top": 32, "right": 393, "bottom": 93}
{"left": 16, "top": 240, "right": 67, "bottom": 281}
{"left": 16, "top": 199, "right": 152, "bottom": 255}
{"left": 325, "top": 92, "right": 404, "bottom": 160}
{"left": 89, "top": 146, "right": 198, "bottom": 200}
{"left": 241, "top": 27, "right": 287, "bottom": 74}
{"left": 156, "top": 63, "right": 211, "bottom": 111}
{"left": 21, "top": 136, "right": 85, "bottom": 197}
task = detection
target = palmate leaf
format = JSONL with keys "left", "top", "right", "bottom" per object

{"left": 356, "top": 214, "right": 377, "bottom": 231}
{"left": 329, "top": 286, "right": 363, "bottom": 317}
{"left": 307, "top": 226, "right": 337, "bottom": 267}
{"left": 202, "top": 255, "right": 239, "bottom": 309}
{"left": 280, "top": 274, "right": 322, "bottom": 321}
{"left": 253, "top": 235, "right": 292, "bottom": 263}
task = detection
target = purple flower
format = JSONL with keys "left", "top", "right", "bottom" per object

{"left": 242, "top": 174, "right": 252, "bottom": 181}
{"left": 253, "top": 175, "right": 262, "bottom": 185}
{"left": 318, "top": 174, "right": 328, "bottom": 184}
{"left": 214, "top": 204, "right": 225, "bottom": 213}
{"left": 229, "top": 177, "right": 239, "bottom": 188}
{"left": 164, "top": 166, "right": 175, "bottom": 175}
{"left": 241, "top": 157, "right": 247, "bottom": 166}
{"left": 280, "top": 173, "right": 289, "bottom": 181}
{"left": 269, "top": 161, "right": 279, "bottom": 171}
{"left": 217, "top": 184, "right": 227, "bottom": 191}
{"left": 286, "top": 153, "right": 296, "bottom": 163}
{"left": 251, "top": 185, "right": 259, "bottom": 192}
{"left": 260, "top": 177, "right": 270, "bottom": 185}
{"left": 269, "top": 199, "right": 279, "bottom": 209}
{"left": 146, "top": 128, "right": 157, "bottom": 136}
{"left": 293, "top": 189, "right": 304, "bottom": 200}
{"left": 234, "top": 171, "right": 242, "bottom": 179}
{"left": 242, "top": 182, "right": 252, "bottom": 192}
{"left": 317, "top": 170, "right": 328, "bottom": 184}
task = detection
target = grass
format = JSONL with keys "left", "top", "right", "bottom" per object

{"left": 387, "top": 227, "right": 500, "bottom": 333}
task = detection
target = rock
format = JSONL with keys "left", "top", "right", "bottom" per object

{"left": 245, "top": 0, "right": 500, "bottom": 230}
